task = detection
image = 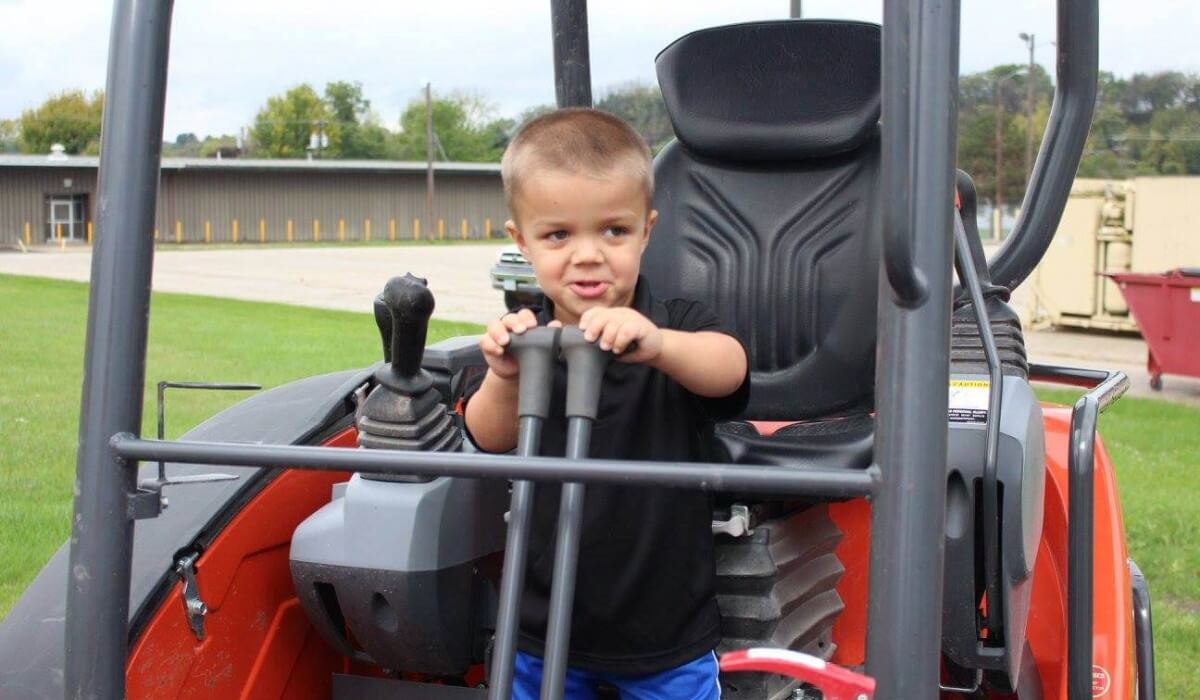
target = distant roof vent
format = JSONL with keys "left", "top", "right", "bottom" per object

{"left": 47, "top": 144, "right": 68, "bottom": 161}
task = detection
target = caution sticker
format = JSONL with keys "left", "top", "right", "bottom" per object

{"left": 949, "top": 379, "right": 990, "bottom": 424}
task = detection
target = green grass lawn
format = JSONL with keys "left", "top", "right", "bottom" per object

{"left": 0, "top": 274, "right": 1195, "bottom": 694}
{"left": 0, "top": 274, "right": 481, "bottom": 618}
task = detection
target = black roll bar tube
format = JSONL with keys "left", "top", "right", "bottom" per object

{"left": 65, "top": 1, "right": 175, "bottom": 698}
{"left": 550, "top": 0, "right": 592, "bottom": 108}
{"left": 866, "top": 0, "right": 960, "bottom": 697}
{"left": 1129, "top": 560, "right": 1157, "bottom": 700}
{"left": 985, "top": 0, "right": 1099, "bottom": 292}
{"left": 952, "top": 212, "right": 1007, "bottom": 638}
{"left": 110, "top": 435, "right": 880, "bottom": 500}
{"left": 1028, "top": 364, "right": 1127, "bottom": 700}
{"left": 879, "top": 0, "right": 928, "bottom": 308}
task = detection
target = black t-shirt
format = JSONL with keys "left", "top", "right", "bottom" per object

{"left": 462, "top": 278, "right": 750, "bottom": 675}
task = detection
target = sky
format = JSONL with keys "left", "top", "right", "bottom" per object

{"left": 1, "top": 0, "right": 1198, "bottom": 142}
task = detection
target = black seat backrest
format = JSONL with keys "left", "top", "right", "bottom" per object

{"left": 644, "top": 20, "right": 882, "bottom": 420}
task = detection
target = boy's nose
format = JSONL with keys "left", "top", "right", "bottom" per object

{"left": 570, "top": 238, "right": 603, "bottom": 264}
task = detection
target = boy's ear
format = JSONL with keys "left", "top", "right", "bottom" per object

{"left": 506, "top": 219, "right": 529, "bottom": 255}
{"left": 642, "top": 209, "right": 658, "bottom": 251}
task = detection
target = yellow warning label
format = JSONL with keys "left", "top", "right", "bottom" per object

{"left": 949, "top": 380, "right": 990, "bottom": 388}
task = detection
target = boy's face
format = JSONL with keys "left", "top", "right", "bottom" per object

{"left": 507, "top": 167, "right": 656, "bottom": 326}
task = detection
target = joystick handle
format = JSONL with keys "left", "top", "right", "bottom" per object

{"left": 373, "top": 273, "right": 435, "bottom": 393}
{"left": 559, "top": 326, "right": 612, "bottom": 420}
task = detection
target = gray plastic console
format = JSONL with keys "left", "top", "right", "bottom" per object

{"left": 290, "top": 466, "right": 508, "bottom": 674}
{"left": 943, "top": 373, "right": 1045, "bottom": 686}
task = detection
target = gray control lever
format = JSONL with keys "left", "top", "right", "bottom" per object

{"left": 540, "top": 326, "right": 611, "bottom": 700}
{"left": 488, "top": 327, "right": 561, "bottom": 700}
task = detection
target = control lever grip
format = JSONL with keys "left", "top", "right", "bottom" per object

{"left": 720, "top": 649, "right": 875, "bottom": 700}
{"left": 373, "top": 273, "right": 435, "bottom": 393}
{"left": 507, "top": 327, "right": 561, "bottom": 419}
{"left": 558, "top": 326, "right": 612, "bottom": 420}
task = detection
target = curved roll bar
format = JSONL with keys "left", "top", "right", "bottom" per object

{"left": 885, "top": 0, "right": 1098, "bottom": 302}
{"left": 985, "top": 0, "right": 1099, "bottom": 291}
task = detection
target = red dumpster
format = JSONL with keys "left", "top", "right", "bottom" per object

{"left": 1108, "top": 268, "right": 1200, "bottom": 390}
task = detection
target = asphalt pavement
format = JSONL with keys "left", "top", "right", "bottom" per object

{"left": 2, "top": 244, "right": 1196, "bottom": 405}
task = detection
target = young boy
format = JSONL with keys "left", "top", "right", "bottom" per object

{"left": 464, "top": 108, "right": 749, "bottom": 699}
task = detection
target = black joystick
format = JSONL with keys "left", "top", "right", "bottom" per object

{"left": 357, "top": 274, "right": 461, "bottom": 458}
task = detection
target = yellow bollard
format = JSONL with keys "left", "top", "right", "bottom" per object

{"left": 88, "top": 222, "right": 93, "bottom": 244}
{"left": 485, "top": 218, "right": 492, "bottom": 239}
{"left": 259, "top": 219, "right": 266, "bottom": 244}
{"left": 313, "top": 219, "right": 320, "bottom": 242}
{"left": 175, "top": 221, "right": 182, "bottom": 244}
{"left": 56, "top": 223, "right": 63, "bottom": 241}
{"left": 438, "top": 219, "right": 445, "bottom": 241}
{"left": 204, "top": 221, "right": 211, "bottom": 244}
{"left": 287, "top": 219, "right": 294, "bottom": 243}
{"left": 413, "top": 219, "right": 420, "bottom": 241}
{"left": 389, "top": 219, "right": 396, "bottom": 242}
{"left": 338, "top": 219, "right": 345, "bottom": 242}
{"left": 365, "top": 220, "right": 372, "bottom": 242}
{"left": 461, "top": 219, "right": 468, "bottom": 240}
{"left": 24, "top": 222, "right": 31, "bottom": 246}
{"left": 232, "top": 219, "right": 239, "bottom": 244}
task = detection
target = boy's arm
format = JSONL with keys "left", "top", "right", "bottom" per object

{"left": 464, "top": 370, "right": 520, "bottom": 453}
{"left": 651, "top": 329, "right": 747, "bottom": 399}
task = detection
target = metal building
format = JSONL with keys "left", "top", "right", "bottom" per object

{"left": 0, "top": 154, "right": 507, "bottom": 247}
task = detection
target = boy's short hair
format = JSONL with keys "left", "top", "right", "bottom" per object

{"left": 501, "top": 107, "right": 654, "bottom": 215}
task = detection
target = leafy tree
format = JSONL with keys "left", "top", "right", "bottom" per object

{"left": 18, "top": 90, "right": 104, "bottom": 155}
{"left": 514, "top": 83, "right": 674, "bottom": 153}
{"left": 249, "top": 84, "right": 334, "bottom": 158}
{"left": 597, "top": 82, "right": 674, "bottom": 152}
{"left": 393, "top": 91, "right": 507, "bottom": 162}
{"left": 324, "top": 81, "right": 390, "bottom": 159}
{"left": 0, "top": 119, "right": 18, "bottom": 153}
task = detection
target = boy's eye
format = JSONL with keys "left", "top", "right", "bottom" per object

{"left": 603, "top": 226, "right": 629, "bottom": 238}
{"left": 543, "top": 230, "right": 568, "bottom": 242}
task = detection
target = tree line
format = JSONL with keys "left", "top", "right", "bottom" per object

{"left": 3, "top": 69, "right": 1199, "bottom": 207}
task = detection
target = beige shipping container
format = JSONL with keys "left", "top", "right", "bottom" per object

{"left": 1024, "top": 176, "right": 1200, "bottom": 332}
{"left": 1128, "top": 177, "right": 1200, "bottom": 272}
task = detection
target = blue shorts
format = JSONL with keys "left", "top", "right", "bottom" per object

{"left": 511, "top": 649, "right": 721, "bottom": 700}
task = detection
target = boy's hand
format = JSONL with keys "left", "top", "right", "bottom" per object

{"left": 480, "top": 308, "right": 562, "bottom": 379}
{"left": 579, "top": 307, "right": 662, "bottom": 364}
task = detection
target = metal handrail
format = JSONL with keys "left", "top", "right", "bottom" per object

{"left": 1028, "top": 364, "right": 1128, "bottom": 700}
{"left": 110, "top": 434, "right": 880, "bottom": 500}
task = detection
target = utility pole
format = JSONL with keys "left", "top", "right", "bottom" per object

{"left": 992, "top": 70, "right": 1025, "bottom": 240}
{"left": 1019, "top": 32, "right": 1036, "bottom": 179}
{"left": 994, "top": 82, "right": 1004, "bottom": 240}
{"left": 425, "top": 82, "right": 435, "bottom": 242}
{"left": 789, "top": 0, "right": 802, "bottom": 18}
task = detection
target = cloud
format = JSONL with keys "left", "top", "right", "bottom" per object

{"left": 2, "top": 0, "right": 1195, "bottom": 140}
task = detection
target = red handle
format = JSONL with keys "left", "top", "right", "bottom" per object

{"left": 719, "top": 649, "right": 875, "bottom": 700}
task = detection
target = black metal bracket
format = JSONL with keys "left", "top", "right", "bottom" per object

{"left": 128, "top": 381, "right": 261, "bottom": 520}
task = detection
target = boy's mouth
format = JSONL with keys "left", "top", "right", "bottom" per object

{"left": 569, "top": 281, "right": 610, "bottom": 299}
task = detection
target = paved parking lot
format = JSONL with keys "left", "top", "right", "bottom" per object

{"left": 2, "top": 244, "right": 1196, "bottom": 404}
{"left": 0, "top": 244, "right": 508, "bottom": 324}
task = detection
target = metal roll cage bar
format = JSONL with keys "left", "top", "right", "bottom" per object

{"left": 66, "top": 1, "right": 1102, "bottom": 698}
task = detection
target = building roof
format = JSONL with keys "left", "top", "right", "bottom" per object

{"left": 0, "top": 154, "right": 501, "bottom": 175}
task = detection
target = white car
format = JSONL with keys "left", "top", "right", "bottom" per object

{"left": 490, "top": 245, "right": 543, "bottom": 311}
